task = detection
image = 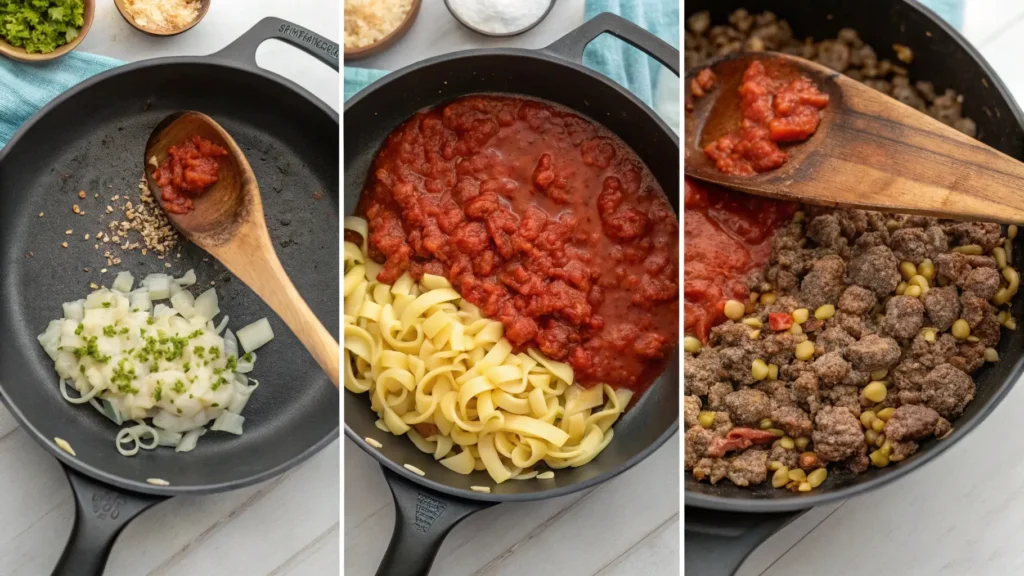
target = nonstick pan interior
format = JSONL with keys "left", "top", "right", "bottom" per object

{"left": 684, "top": 0, "right": 1024, "bottom": 512}
{"left": 344, "top": 47, "right": 680, "bottom": 500}
{"left": 0, "top": 61, "right": 340, "bottom": 494}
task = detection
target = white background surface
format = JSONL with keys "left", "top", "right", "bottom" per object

{"left": 735, "top": 2, "right": 1024, "bottom": 574}
{"left": 344, "top": 1, "right": 681, "bottom": 575}
{"left": 0, "top": 1, "right": 340, "bottom": 575}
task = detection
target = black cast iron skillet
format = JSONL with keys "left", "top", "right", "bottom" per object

{"left": 345, "top": 13, "right": 679, "bottom": 576}
{"left": 0, "top": 18, "right": 340, "bottom": 576}
{"left": 683, "top": 1, "right": 1024, "bottom": 574}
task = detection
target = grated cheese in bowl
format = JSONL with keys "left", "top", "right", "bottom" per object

{"left": 124, "top": 0, "right": 202, "bottom": 33}
{"left": 345, "top": 0, "right": 414, "bottom": 49}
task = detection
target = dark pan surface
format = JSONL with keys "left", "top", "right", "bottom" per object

{"left": 344, "top": 49, "right": 679, "bottom": 502}
{"left": 0, "top": 61, "right": 340, "bottom": 495}
{"left": 684, "top": 0, "right": 1024, "bottom": 512}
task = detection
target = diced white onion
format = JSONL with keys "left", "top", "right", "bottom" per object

{"left": 146, "top": 274, "right": 172, "bottom": 300}
{"left": 129, "top": 289, "right": 152, "bottom": 311}
{"left": 210, "top": 411, "right": 245, "bottom": 435}
{"left": 62, "top": 300, "right": 85, "bottom": 321}
{"left": 237, "top": 318, "right": 274, "bottom": 353}
{"left": 176, "top": 269, "right": 197, "bottom": 286}
{"left": 170, "top": 290, "right": 196, "bottom": 318}
{"left": 175, "top": 427, "right": 206, "bottom": 453}
{"left": 193, "top": 288, "right": 220, "bottom": 322}
{"left": 112, "top": 271, "right": 134, "bottom": 293}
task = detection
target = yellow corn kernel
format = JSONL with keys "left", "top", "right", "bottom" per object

{"left": 904, "top": 285, "right": 922, "bottom": 298}
{"left": 792, "top": 308, "right": 810, "bottom": 324}
{"left": 698, "top": 411, "right": 716, "bottom": 428}
{"left": 919, "top": 259, "right": 935, "bottom": 281}
{"left": 952, "top": 319, "right": 971, "bottom": 340}
{"left": 752, "top": 359, "right": 769, "bottom": 381}
{"left": 769, "top": 460, "right": 784, "bottom": 471}
{"left": 795, "top": 340, "right": 815, "bottom": 361}
{"left": 814, "top": 304, "right": 836, "bottom": 320}
{"left": 876, "top": 433, "right": 886, "bottom": 448}
{"left": 869, "top": 449, "right": 890, "bottom": 467}
{"left": 900, "top": 261, "right": 918, "bottom": 280}
{"left": 877, "top": 407, "right": 896, "bottom": 421}
{"left": 953, "top": 244, "right": 984, "bottom": 255}
{"left": 807, "top": 468, "right": 828, "bottom": 488}
{"left": 742, "top": 317, "right": 763, "bottom": 328}
{"left": 1005, "top": 317, "right": 1016, "bottom": 330}
{"left": 886, "top": 219, "right": 901, "bottom": 230}
{"left": 895, "top": 281, "right": 908, "bottom": 296}
{"left": 767, "top": 363, "right": 779, "bottom": 381}
{"left": 984, "top": 348, "right": 999, "bottom": 362}
{"left": 863, "top": 381, "right": 888, "bottom": 403}
{"left": 788, "top": 468, "right": 807, "bottom": 482}
{"left": 724, "top": 299, "right": 745, "bottom": 321}
{"left": 860, "top": 410, "right": 877, "bottom": 429}
{"left": 993, "top": 247, "right": 1008, "bottom": 270}
{"left": 1006, "top": 238, "right": 1014, "bottom": 265}
{"left": 683, "top": 336, "right": 702, "bottom": 354}
{"left": 780, "top": 436, "right": 795, "bottom": 450}
{"left": 789, "top": 323, "right": 804, "bottom": 335}
{"left": 880, "top": 440, "right": 893, "bottom": 458}
{"left": 750, "top": 292, "right": 760, "bottom": 303}
{"left": 748, "top": 330, "right": 762, "bottom": 340}
{"left": 1010, "top": 224, "right": 1019, "bottom": 239}
{"left": 772, "top": 466, "right": 790, "bottom": 488}
{"left": 760, "top": 292, "right": 777, "bottom": 306}
{"left": 1004, "top": 267, "right": 1020, "bottom": 295}
{"left": 797, "top": 481, "right": 812, "bottom": 492}
{"left": 795, "top": 436, "right": 810, "bottom": 451}
{"left": 865, "top": 429, "right": 880, "bottom": 445}
{"left": 870, "top": 368, "right": 889, "bottom": 381}
{"left": 910, "top": 275, "right": 930, "bottom": 289}
{"left": 923, "top": 328, "right": 937, "bottom": 343}
{"left": 792, "top": 211, "right": 805, "bottom": 223}
{"left": 871, "top": 418, "right": 886, "bottom": 432}
{"left": 760, "top": 418, "right": 774, "bottom": 430}
{"left": 998, "top": 310, "right": 1010, "bottom": 324}
{"left": 767, "top": 428, "right": 786, "bottom": 437}
{"left": 967, "top": 335, "right": 980, "bottom": 343}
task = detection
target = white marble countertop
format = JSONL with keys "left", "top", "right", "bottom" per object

{"left": 0, "top": 1, "right": 340, "bottom": 575}
{"left": 737, "top": 2, "right": 1024, "bottom": 573}
{"left": 343, "top": 1, "right": 680, "bottom": 575}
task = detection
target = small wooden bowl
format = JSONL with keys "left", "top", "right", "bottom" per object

{"left": 0, "top": 0, "right": 95, "bottom": 62}
{"left": 344, "top": 0, "right": 421, "bottom": 61}
{"left": 113, "top": 0, "right": 210, "bottom": 36}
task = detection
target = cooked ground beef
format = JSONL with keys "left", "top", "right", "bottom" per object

{"left": 684, "top": 9, "right": 1017, "bottom": 491}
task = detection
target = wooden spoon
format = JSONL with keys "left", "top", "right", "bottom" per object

{"left": 145, "top": 111, "right": 340, "bottom": 387}
{"left": 684, "top": 51, "right": 1024, "bottom": 224}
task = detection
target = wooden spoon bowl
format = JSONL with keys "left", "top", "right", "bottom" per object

{"left": 145, "top": 111, "right": 340, "bottom": 387}
{"left": 685, "top": 51, "right": 1024, "bottom": 224}
{"left": 0, "top": 0, "right": 94, "bottom": 62}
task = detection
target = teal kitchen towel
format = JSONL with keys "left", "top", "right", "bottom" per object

{"left": 0, "top": 52, "right": 121, "bottom": 147}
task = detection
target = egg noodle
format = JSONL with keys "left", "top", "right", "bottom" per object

{"left": 344, "top": 216, "right": 633, "bottom": 484}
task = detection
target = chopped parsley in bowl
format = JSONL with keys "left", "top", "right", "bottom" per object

{"left": 1, "top": 0, "right": 86, "bottom": 54}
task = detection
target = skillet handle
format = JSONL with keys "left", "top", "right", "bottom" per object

{"left": 376, "top": 467, "right": 495, "bottom": 576}
{"left": 51, "top": 467, "right": 166, "bottom": 576}
{"left": 212, "top": 17, "right": 339, "bottom": 72}
{"left": 684, "top": 506, "right": 804, "bottom": 576}
{"left": 544, "top": 12, "right": 679, "bottom": 76}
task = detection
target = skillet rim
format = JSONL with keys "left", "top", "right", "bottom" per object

{"left": 0, "top": 56, "right": 341, "bottom": 497}
{"left": 683, "top": 0, "right": 1024, "bottom": 513}
{"left": 343, "top": 45, "right": 681, "bottom": 503}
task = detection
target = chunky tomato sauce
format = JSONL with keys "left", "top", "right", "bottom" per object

{"left": 684, "top": 178, "right": 796, "bottom": 341}
{"left": 360, "top": 95, "right": 679, "bottom": 391}
{"left": 151, "top": 135, "right": 228, "bottom": 214}
{"left": 704, "top": 60, "right": 829, "bottom": 175}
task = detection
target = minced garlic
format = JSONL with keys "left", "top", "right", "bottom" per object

{"left": 345, "top": 0, "right": 413, "bottom": 49}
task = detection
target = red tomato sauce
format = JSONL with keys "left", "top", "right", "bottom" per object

{"left": 684, "top": 178, "right": 796, "bottom": 341}
{"left": 704, "top": 60, "right": 829, "bottom": 175}
{"left": 359, "top": 95, "right": 679, "bottom": 392}
{"left": 151, "top": 135, "right": 228, "bottom": 214}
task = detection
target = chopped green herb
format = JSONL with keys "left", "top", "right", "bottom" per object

{"left": 187, "top": 329, "right": 204, "bottom": 339}
{"left": 211, "top": 376, "right": 228, "bottom": 391}
{"left": 226, "top": 355, "right": 238, "bottom": 371}
{"left": 193, "top": 346, "right": 206, "bottom": 359}
{"left": 209, "top": 346, "right": 221, "bottom": 361}
{"left": 177, "top": 408, "right": 183, "bottom": 414}
{"left": 183, "top": 362, "right": 191, "bottom": 373}
{"left": 102, "top": 302, "right": 111, "bottom": 308}
{"left": 119, "top": 327, "right": 130, "bottom": 335}
{"left": 146, "top": 317, "right": 155, "bottom": 326}
{"left": 241, "top": 352, "right": 253, "bottom": 363}
{"left": 74, "top": 323, "right": 84, "bottom": 336}
{"left": 103, "top": 326, "right": 117, "bottom": 337}
{"left": 73, "top": 336, "right": 110, "bottom": 363}
{"left": 0, "top": 0, "right": 86, "bottom": 55}
{"left": 153, "top": 384, "right": 163, "bottom": 402}
{"left": 172, "top": 380, "right": 186, "bottom": 394}
{"left": 212, "top": 403, "right": 219, "bottom": 408}
{"left": 111, "top": 358, "right": 138, "bottom": 394}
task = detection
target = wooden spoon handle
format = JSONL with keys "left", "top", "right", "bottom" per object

{"left": 212, "top": 227, "right": 340, "bottom": 388}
